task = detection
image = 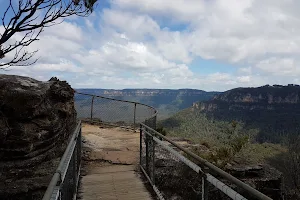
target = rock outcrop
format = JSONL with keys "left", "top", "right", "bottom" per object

{"left": 0, "top": 75, "right": 77, "bottom": 200}
{"left": 226, "top": 164, "right": 282, "bottom": 200}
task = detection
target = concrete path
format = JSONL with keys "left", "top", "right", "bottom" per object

{"left": 77, "top": 123, "right": 153, "bottom": 200}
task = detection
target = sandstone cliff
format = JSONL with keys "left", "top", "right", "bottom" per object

{"left": 192, "top": 84, "right": 300, "bottom": 143}
{"left": 0, "top": 75, "right": 77, "bottom": 200}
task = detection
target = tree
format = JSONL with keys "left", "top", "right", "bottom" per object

{"left": 0, "top": 0, "right": 97, "bottom": 68}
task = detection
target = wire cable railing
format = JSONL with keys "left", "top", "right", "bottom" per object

{"left": 42, "top": 92, "right": 157, "bottom": 200}
{"left": 42, "top": 121, "right": 82, "bottom": 200}
{"left": 43, "top": 91, "right": 273, "bottom": 200}
{"left": 74, "top": 92, "right": 157, "bottom": 128}
{"left": 140, "top": 123, "right": 273, "bottom": 200}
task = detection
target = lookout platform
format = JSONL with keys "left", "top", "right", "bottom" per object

{"left": 77, "top": 123, "right": 153, "bottom": 200}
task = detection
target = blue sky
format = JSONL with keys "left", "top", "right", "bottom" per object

{"left": 1, "top": 0, "right": 300, "bottom": 91}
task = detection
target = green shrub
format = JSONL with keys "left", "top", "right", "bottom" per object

{"left": 210, "top": 146, "right": 233, "bottom": 167}
{"left": 188, "top": 134, "right": 250, "bottom": 168}
{"left": 156, "top": 127, "right": 167, "bottom": 136}
{"left": 230, "top": 135, "right": 249, "bottom": 153}
{"left": 159, "top": 111, "right": 283, "bottom": 168}
{"left": 155, "top": 126, "right": 167, "bottom": 140}
{"left": 200, "top": 141, "right": 210, "bottom": 149}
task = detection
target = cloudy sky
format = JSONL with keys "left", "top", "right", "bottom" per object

{"left": 1, "top": 0, "right": 300, "bottom": 91}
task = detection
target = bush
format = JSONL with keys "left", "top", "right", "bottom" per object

{"left": 189, "top": 134, "right": 250, "bottom": 168}
{"left": 200, "top": 141, "right": 210, "bottom": 149}
{"left": 230, "top": 135, "right": 249, "bottom": 153}
{"left": 156, "top": 126, "right": 167, "bottom": 140}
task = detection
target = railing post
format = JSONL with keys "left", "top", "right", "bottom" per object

{"left": 134, "top": 103, "right": 137, "bottom": 129}
{"left": 73, "top": 150, "right": 77, "bottom": 198}
{"left": 153, "top": 115, "right": 157, "bottom": 129}
{"left": 151, "top": 135, "right": 155, "bottom": 185}
{"left": 78, "top": 126, "right": 82, "bottom": 171}
{"left": 145, "top": 132, "right": 149, "bottom": 173}
{"left": 202, "top": 174, "right": 208, "bottom": 200}
{"left": 90, "top": 96, "right": 95, "bottom": 120}
{"left": 140, "top": 124, "right": 142, "bottom": 166}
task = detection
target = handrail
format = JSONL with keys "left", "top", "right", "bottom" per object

{"left": 42, "top": 92, "right": 273, "bottom": 200}
{"left": 42, "top": 121, "right": 82, "bottom": 200}
{"left": 75, "top": 91, "right": 158, "bottom": 114}
{"left": 75, "top": 92, "right": 158, "bottom": 127}
{"left": 140, "top": 122, "right": 272, "bottom": 200}
{"left": 143, "top": 129, "right": 247, "bottom": 200}
{"left": 43, "top": 92, "right": 158, "bottom": 200}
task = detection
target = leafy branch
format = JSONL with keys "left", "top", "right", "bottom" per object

{"left": 0, "top": 0, "right": 97, "bottom": 68}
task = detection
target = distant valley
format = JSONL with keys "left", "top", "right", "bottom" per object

{"left": 75, "top": 88, "right": 220, "bottom": 119}
{"left": 76, "top": 85, "right": 300, "bottom": 141}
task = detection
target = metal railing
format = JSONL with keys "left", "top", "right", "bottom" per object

{"left": 42, "top": 121, "right": 82, "bottom": 200}
{"left": 74, "top": 92, "right": 157, "bottom": 128}
{"left": 43, "top": 91, "right": 274, "bottom": 200}
{"left": 42, "top": 92, "right": 157, "bottom": 200}
{"left": 140, "top": 123, "right": 273, "bottom": 200}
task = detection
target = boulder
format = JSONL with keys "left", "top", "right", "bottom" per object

{"left": 0, "top": 75, "right": 77, "bottom": 200}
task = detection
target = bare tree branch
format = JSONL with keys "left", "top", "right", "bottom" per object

{"left": 0, "top": 0, "right": 97, "bottom": 69}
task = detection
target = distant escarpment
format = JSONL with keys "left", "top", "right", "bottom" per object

{"left": 0, "top": 75, "right": 77, "bottom": 200}
{"left": 193, "top": 84, "right": 300, "bottom": 142}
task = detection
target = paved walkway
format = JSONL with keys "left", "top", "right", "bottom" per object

{"left": 78, "top": 123, "right": 153, "bottom": 200}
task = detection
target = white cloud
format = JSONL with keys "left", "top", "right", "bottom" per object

{"left": 237, "top": 76, "right": 251, "bottom": 83}
{"left": 111, "top": 0, "right": 207, "bottom": 23}
{"left": 43, "top": 22, "right": 84, "bottom": 42}
{"left": 255, "top": 57, "right": 300, "bottom": 76}
{"left": 112, "top": 0, "right": 300, "bottom": 65}
{"left": 238, "top": 67, "right": 252, "bottom": 74}
{"left": 2, "top": 0, "right": 300, "bottom": 91}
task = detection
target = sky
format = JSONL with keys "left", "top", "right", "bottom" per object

{"left": 1, "top": 0, "right": 300, "bottom": 91}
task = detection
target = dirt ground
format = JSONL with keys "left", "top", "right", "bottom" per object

{"left": 81, "top": 123, "right": 140, "bottom": 165}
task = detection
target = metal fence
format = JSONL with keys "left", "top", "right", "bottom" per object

{"left": 43, "top": 91, "right": 274, "bottom": 200}
{"left": 42, "top": 92, "right": 157, "bottom": 200}
{"left": 74, "top": 92, "right": 157, "bottom": 128}
{"left": 140, "top": 123, "right": 273, "bottom": 200}
{"left": 42, "top": 121, "right": 82, "bottom": 200}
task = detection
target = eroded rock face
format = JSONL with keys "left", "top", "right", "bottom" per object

{"left": 0, "top": 75, "right": 77, "bottom": 200}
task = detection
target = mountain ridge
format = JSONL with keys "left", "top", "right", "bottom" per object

{"left": 191, "top": 84, "right": 300, "bottom": 143}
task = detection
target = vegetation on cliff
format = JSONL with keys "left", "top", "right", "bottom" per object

{"left": 159, "top": 84, "right": 300, "bottom": 199}
{"left": 159, "top": 108, "right": 286, "bottom": 167}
